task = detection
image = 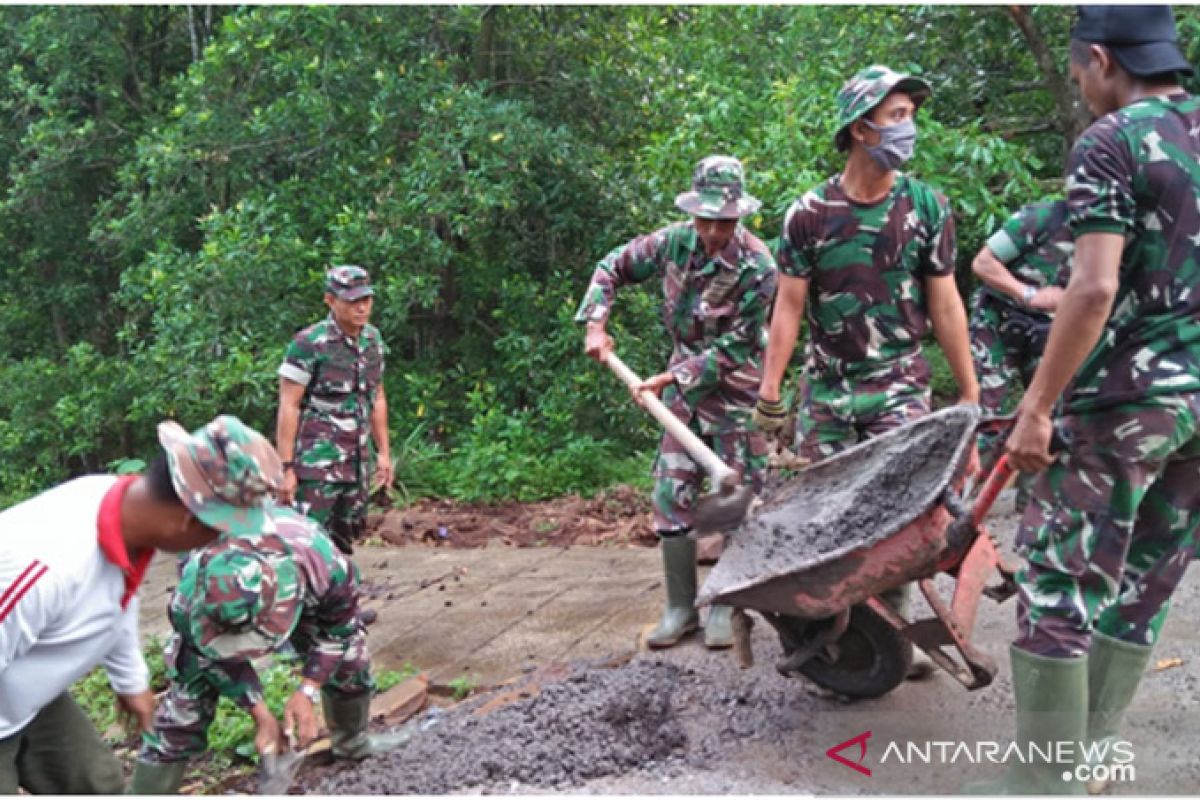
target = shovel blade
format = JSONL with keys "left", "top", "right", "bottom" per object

{"left": 258, "top": 749, "right": 304, "bottom": 795}
{"left": 691, "top": 485, "right": 753, "bottom": 534}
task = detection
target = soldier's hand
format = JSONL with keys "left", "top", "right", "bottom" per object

{"left": 115, "top": 689, "right": 156, "bottom": 734}
{"left": 584, "top": 323, "right": 614, "bottom": 363}
{"left": 278, "top": 468, "right": 298, "bottom": 505}
{"left": 753, "top": 396, "right": 788, "bottom": 434}
{"left": 1005, "top": 404, "right": 1055, "bottom": 473}
{"left": 631, "top": 372, "right": 674, "bottom": 407}
{"left": 374, "top": 453, "right": 395, "bottom": 491}
{"left": 283, "top": 686, "right": 320, "bottom": 749}
{"left": 1029, "top": 286, "right": 1065, "bottom": 313}
{"left": 251, "top": 704, "right": 287, "bottom": 757}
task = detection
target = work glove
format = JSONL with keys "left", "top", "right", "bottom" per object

{"left": 752, "top": 396, "right": 788, "bottom": 434}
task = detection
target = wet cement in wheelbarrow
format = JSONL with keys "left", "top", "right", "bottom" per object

{"left": 702, "top": 406, "right": 974, "bottom": 602}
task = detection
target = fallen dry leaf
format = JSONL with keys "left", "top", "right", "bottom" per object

{"left": 1154, "top": 657, "right": 1184, "bottom": 671}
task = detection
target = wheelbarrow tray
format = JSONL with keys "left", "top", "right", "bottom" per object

{"left": 698, "top": 405, "right": 978, "bottom": 618}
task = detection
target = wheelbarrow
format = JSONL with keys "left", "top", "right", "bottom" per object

{"left": 697, "top": 405, "right": 1026, "bottom": 699}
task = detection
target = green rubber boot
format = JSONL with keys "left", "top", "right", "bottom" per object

{"left": 1084, "top": 632, "right": 1152, "bottom": 794}
{"left": 965, "top": 646, "right": 1087, "bottom": 795}
{"left": 322, "top": 691, "right": 414, "bottom": 760}
{"left": 704, "top": 604, "right": 734, "bottom": 649}
{"left": 127, "top": 760, "right": 186, "bottom": 795}
{"left": 646, "top": 535, "right": 699, "bottom": 649}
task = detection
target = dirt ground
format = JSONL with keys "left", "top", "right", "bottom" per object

{"left": 292, "top": 487, "right": 1200, "bottom": 796}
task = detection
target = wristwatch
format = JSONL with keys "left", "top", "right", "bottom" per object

{"left": 1022, "top": 285, "right": 1038, "bottom": 306}
{"left": 298, "top": 683, "right": 320, "bottom": 703}
{"left": 281, "top": 460, "right": 295, "bottom": 471}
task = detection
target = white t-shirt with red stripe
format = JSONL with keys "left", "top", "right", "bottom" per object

{"left": 0, "top": 476, "right": 151, "bottom": 738}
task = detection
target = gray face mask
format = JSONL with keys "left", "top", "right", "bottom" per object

{"left": 861, "top": 118, "right": 917, "bottom": 171}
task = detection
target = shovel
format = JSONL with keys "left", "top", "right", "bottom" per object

{"left": 604, "top": 352, "right": 753, "bottom": 533}
{"left": 258, "top": 735, "right": 305, "bottom": 795}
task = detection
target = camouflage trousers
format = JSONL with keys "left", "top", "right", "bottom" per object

{"left": 295, "top": 478, "right": 368, "bottom": 554}
{"left": 139, "top": 629, "right": 373, "bottom": 763}
{"left": 652, "top": 426, "right": 767, "bottom": 533}
{"left": 1015, "top": 394, "right": 1200, "bottom": 659}
{"left": 969, "top": 300, "right": 1045, "bottom": 463}
{"left": 797, "top": 363, "right": 931, "bottom": 461}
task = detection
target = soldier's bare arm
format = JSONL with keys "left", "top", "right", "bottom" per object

{"left": 972, "top": 245, "right": 1033, "bottom": 304}
{"left": 276, "top": 379, "right": 305, "bottom": 503}
{"left": 370, "top": 384, "right": 393, "bottom": 490}
{"left": 759, "top": 274, "right": 809, "bottom": 404}
{"left": 1007, "top": 232, "right": 1123, "bottom": 472}
{"left": 926, "top": 274, "right": 980, "bottom": 404}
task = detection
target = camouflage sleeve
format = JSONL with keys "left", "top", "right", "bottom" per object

{"left": 1065, "top": 118, "right": 1135, "bottom": 236}
{"left": 300, "top": 560, "right": 364, "bottom": 687}
{"left": 205, "top": 657, "right": 266, "bottom": 710}
{"left": 574, "top": 228, "right": 670, "bottom": 324}
{"left": 669, "top": 252, "right": 777, "bottom": 406}
{"left": 775, "top": 198, "right": 815, "bottom": 279}
{"left": 279, "top": 330, "right": 317, "bottom": 387}
{"left": 922, "top": 193, "right": 957, "bottom": 278}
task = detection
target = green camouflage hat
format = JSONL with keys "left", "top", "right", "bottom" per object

{"left": 674, "top": 155, "right": 762, "bottom": 220}
{"left": 180, "top": 535, "right": 301, "bottom": 660}
{"left": 325, "top": 265, "right": 374, "bottom": 301}
{"left": 835, "top": 65, "right": 933, "bottom": 152}
{"left": 157, "top": 415, "right": 284, "bottom": 537}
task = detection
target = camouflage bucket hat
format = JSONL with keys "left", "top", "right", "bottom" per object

{"left": 157, "top": 415, "right": 283, "bottom": 537}
{"left": 181, "top": 536, "right": 301, "bottom": 661}
{"left": 674, "top": 155, "right": 762, "bottom": 220}
{"left": 325, "top": 265, "right": 374, "bottom": 301}
{"left": 835, "top": 65, "right": 933, "bottom": 152}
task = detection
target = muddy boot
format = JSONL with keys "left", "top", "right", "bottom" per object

{"left": 127, "top": 760, "right": 186, "bottom": 795}
{"left": 880, "top": 584, "right": 934, "bottom": 680}
{"left": 704, "top": 604, "right": 734, "bottom": 649}
{"left": 321, "top": 691, "right": 413, "bottom": 761}
{"left": 964, "top": 646, "right": 1087, "bottom": 795}
{"left": 1084, "top": 632, "right": 1151, "bottom": 795}
{"left": 646, "top": 534, "right": 699, "bottom": 649}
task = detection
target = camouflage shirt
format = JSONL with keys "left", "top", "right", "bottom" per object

{"left": 1064, "top": 92, "right": 1200, "bottom": 413}
{"left": 777, "top": 173, "right": 956, "bottom": 382}
{"left": 990, "top": 201, "right": 1074, "bottom": 289}
{"left": 575, "top": 221, "right": 777, "bottom": 433}
{"left": 279, "top": 315, "right": 385, "bottom": 483}
{"left": 169, "top": 508, "right": 362, "bottom": 707}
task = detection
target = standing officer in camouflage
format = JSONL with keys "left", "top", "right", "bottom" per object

{"left": 130, "top": 505, "right": 409, "bottom": 793}
{"left": 578, "top": 155, "right": 777, "bottom": 650}
{"left": 754, "top": 66, "right": 979, "bottom": 676}
{"left": 277, "top": 265, "right": 393, "bottom": 554}
{"left": 970, "top": 199, "right": 1074, "bottom": 487}
{"left": 975, "top": 6, "right": 1198, "bottom": 794}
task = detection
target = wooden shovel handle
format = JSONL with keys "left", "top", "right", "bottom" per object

{"left": 604, "top": 353, "right": 737, "bottom": 489}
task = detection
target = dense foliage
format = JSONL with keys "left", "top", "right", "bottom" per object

{"left": 4, "top": 6, "right": 1199, "bottom": 506}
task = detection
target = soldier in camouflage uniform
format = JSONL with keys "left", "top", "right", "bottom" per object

{"left": 577, "top": 155, "right": 777, "bottom": 650}
{"left": 973, "top": 7, "right": 1198, "bottom": 794}
{"left": 754, "top": 66, "right": 979, "bottom": 678}
{"left": 130, "top": 510, "right": 409, "bottom": 794}
{"left": 969, "top": 200, "right": 1074, "bottom": 499}
{"left": 277, "top": 265, "right": 393, "bottom": 555}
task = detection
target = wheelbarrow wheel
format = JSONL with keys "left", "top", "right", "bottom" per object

{"left": 797, "top": 604, "right": 912, "bottom": 699}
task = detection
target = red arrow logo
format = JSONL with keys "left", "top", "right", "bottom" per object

{"left": 826, "top": 730, "right": 872, "bottom": 776}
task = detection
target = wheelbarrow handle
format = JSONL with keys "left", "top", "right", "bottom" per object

{"left": 604, "top": 353, "right": 738, "bottom": 490}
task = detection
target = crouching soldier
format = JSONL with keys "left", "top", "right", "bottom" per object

{"left": 129, "top": 510, "right": 409, "bottom": 793}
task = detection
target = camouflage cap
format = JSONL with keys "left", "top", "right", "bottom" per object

{"left": 835, "top": 65, "right": 933, "bottom": 152}
{"left": 325, "top": 265, "right": 374, "bottom": 301}
{"left": 674, "top": 155, "right": 762, "bottom": 220}
{"left": 157, "top": 415, "right": 284, "bottom": 537}
{"left": 180, "top": 535, "right": 301, "bottom": 661}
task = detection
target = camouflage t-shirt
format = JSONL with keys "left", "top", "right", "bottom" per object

{"left": 1064, "top": 92, "right": 1200, "bottom": 413}
{"left": 278, "top": 315, "right": 385, "bottom": 483}
{"left": 975, "top": 199, "right": 1075, "bottom": 319}
{"left": 575, "top": 221, "right": 777, "bottom": 433}
{"left": 169, "top": 508, "right": 364, "bottom": 705}
{"left": 776, "top": 173, "right": 956, "bottom": 381}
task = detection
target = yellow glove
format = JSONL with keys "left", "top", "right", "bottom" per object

{"left": 752, "top": 396, "right": 788, "bottom": 433}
